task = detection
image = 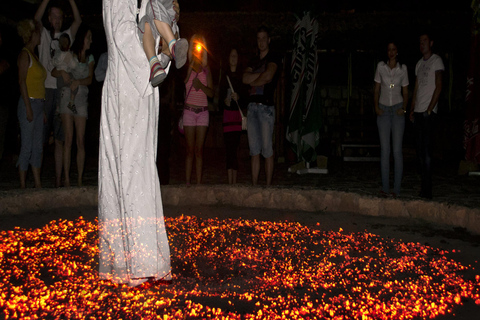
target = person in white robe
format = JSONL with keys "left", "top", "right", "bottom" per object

{"left": 98, "top": 0, "right": 172, "bottom": 287}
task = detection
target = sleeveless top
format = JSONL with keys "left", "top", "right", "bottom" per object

{"left": 24, "top": 48, "right": 47, "bottom": 99}
{"left": 185, "top": 67, "right": 208, "bottom": 107}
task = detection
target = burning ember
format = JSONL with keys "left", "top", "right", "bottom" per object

{"left": 1, "top": 215, "right": 479, "bottom": 319}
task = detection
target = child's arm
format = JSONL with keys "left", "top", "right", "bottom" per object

{"left": 51, "top": 67, "right": 71, "bottom": 84}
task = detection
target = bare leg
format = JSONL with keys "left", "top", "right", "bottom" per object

{"left": 265, "top": 155, "right": 274, "bottom": 186}
{"left": 61, "top": 113, "right": 74, "bottom": 187}
{"left": 251, "top": 154, "right": 260, "bottom": 186}
{"left": 74, "top": 116, "right": 86, "bottom": 187}
{"left": 184, "top": 126, "right": 195, "bottom": 185}
{"left": 227, "top": 169, "right": 233, "bottom": 184}
{"left": 153, "top": 20, "right": 175, "bottom": 51}
{"left": 32, "top": 166, "right": 42, "bottom": 188}
{"left": 194, "top": 126, "right": 208, "bottom": 185}
{"left": 232, "top": 169, "right": 237, "bottom": 184}
{"left": 143, "top": 22, "right": 156, "bottom": 59}
{"left": 19, "top": 169, "right": 27, "bottom": 189}
{"left": 54, "top": 139, "right": 63, "bottom": 187}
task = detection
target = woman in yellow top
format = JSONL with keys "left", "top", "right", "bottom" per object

{"left": 16, "top": 19, "right": 46, "bottom": 188}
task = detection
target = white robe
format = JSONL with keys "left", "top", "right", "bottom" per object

{"left": 98, "top": 0, "right": 171, "bottom": 287}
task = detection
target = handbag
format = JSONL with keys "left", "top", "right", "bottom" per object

{"left": 226, "top": 75, "right": 247, "bottom": 131}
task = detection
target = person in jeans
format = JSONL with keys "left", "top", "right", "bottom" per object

{"left": 16, "top": 20, "right": 47, "bottom": 188}
{"left": 409, "top": 32, "right": 444, "bottom": 199}
{"left": 243, "top": 25, "right": 282, "bottom": 186}
{"left": 374, "top": 40, "right": 409, "bottom": 197}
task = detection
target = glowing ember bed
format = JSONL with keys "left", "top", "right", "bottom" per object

{"left": 1, "top": 210, "right": 480, "bottom": 319}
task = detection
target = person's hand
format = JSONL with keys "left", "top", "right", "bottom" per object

{"left": 224, "top": 97, "right": 231, "bottom": 107}
{"left": 26, "top": 105, "right": 33, "bottom": 122}
{"left": 61, "top": 71, "right": 71, "bottom": 84}
{"left": 192, "top": 78, "right": 202, "bottom": 91}
{"left": 231, "top": 92, "right": 239, "bottom": 102}
{"left": 396, "top": 108, "right": 405, "bottom": 116}
{"left": 375, "top": 107, "right": 383, "bottom": 116}
{"left": 409, "top": 110, "right": 415, "bottom": 122}
{"left": 173, "top": 0, "right": 180, "bottom": 22}
{"left": 70, "top": 79, "right": 80, "bottom": 92}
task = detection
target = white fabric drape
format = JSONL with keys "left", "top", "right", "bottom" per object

{"left": 98, "top": 0, "right": 171, "bottom": 287}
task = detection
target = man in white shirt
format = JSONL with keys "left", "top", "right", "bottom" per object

{"left": 34, "top": 0, "right": 81, "bottom": 187}
{"left": 409, "top": 32, "right": 444, "bottom": 199}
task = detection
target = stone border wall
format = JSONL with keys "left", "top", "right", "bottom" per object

{"left": 1, "top": 185, "right": 479, "bottom": 235}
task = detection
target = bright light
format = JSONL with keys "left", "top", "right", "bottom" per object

{"left": 1, "top": 215, "right": 479, "bottom": 319}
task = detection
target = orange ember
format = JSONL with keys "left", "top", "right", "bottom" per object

{"left": 0, "top": 215, "right": 479, "bottom": 319}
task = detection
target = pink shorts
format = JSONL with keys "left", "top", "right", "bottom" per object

{"left": 183, "top": 108, "right": 209, "bottom": 127}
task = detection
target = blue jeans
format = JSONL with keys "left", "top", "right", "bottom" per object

{"left": 17, "top": 97, "right": 45, "bottom": 171}
{"left": 414, "top": 111, "right": 435, "bottom": 197}
{"left": 377, "top": 103, "right": 405, "bottom": 195}
{"left": 247, "top": 103, "right": 275, "bottom": 158}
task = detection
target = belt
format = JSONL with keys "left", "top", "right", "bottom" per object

{"left": 184, "top": 106, "right": 208, "bottom": 114}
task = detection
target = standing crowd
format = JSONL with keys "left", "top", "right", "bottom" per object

{"left": 374, "top": 32, "right": 444, "bottom": 200}
{"left": 1, "top": 0, "right": 95, "bottom": 189}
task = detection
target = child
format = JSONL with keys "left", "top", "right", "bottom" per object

{"left": 52, "top": 33, "right": 78, "bottom": 114}
{"left": 138, "top": 0, "right": 188, "bottom": 87}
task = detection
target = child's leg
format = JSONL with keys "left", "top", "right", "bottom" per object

{"left": 142, "top": 21, "right": 166, "bottom": 87}
{"left": 143, "top": 22, "right": 157, "bottom": 60}
{"left": 153, "top": 20, "right": 188, "bottom": 69}
{"left": 153, "top": 20, "right": 175, "bottom": 46}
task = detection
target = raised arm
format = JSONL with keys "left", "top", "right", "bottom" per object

{"left": 34, "top": 0, "right": 50, "bottom": 28}
{"left": 68, "top": 0, "right": 82, "bottom": 37}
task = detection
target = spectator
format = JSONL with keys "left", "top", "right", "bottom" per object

{"left": 16, "top": 19, "right": 47, "bottom": 188}
{"left": 220, "top": 47, "right": 247, "bottom": 184}
{"left": 409, "top": 31, "right": 444, "bottom": 199}
{"left": 52, "top": 24, "right": 94, "bottom": 187}
{"left": 183, "top": 34, "right": 214, "bottom": 185}
{"left": 374, "top": 40, "right": 409, "bottom": 197}
{"left": 34, "top": 0, "right": 82, "bottom": 187}
{"left": 243, "top": 25, "right": 282, "bottom": 186}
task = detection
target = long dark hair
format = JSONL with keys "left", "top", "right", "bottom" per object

{"left": 70, "top": 24, "right": 91, "bottom": 60}
{"left": 225, "top": 47, "right": 242, "bottom": 73}
{"left": 384, "top": 40, "right": 402, "bottom": 66}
